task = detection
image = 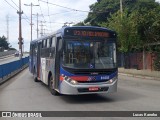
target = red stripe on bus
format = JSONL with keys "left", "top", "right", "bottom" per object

{"left": 60, "top": 76, "right": 64, "bottom": 81}
{"left": 70, "top": 76, "right": 88, "bottom": 81}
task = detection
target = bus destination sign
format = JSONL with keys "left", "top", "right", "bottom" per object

{"left": 73, "top": 30, "right": 109, "bottom": 37}
{"left": 65, "top": 29, "right": 110, "bottom": 37}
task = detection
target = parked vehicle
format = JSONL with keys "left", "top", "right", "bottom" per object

{"left": 14, "top": 51, "right": 19, "bottom": 57}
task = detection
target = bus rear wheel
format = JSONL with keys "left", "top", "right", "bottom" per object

{"left": 49, "top": 75, "right": 59, "bottom": 96}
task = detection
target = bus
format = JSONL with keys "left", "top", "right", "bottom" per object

{"left": 29, "top": 26, "right": 118, "bottom": 95}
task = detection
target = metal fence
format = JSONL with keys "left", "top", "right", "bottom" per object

{"left": 0, "top": 57, "right": 29, "bottom": 80}
{"left": 118, "top": 52, "right": 158, "bottom": 70}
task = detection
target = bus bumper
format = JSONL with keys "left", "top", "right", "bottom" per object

{"left": 59, "top": 80, "right": 118, "bottom": 95}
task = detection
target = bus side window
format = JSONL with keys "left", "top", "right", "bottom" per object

{"left": 50, "top": 38, "right": 52, "bottom": 48}
{"left": 42, "top": 40, "right": 46, "bottom": 48}
{"left": 45, "top": 39, "right": 47, "bottom": 48}
{"left": 35, "top": 44, "right": 37, "bottom": 55}
{"left": 41, "top": 40, "right": 43, "bottom": 48}
{"left": 51, "top": 37, "right": 55, "bottom": 48}
{"left": 47, "top": 38, "right": 50, "bottom": 48}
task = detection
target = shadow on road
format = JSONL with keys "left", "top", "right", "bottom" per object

{"left": 59, "top": 94, "right": 115, "bottom": 104}
{"left": 58, "top": 86, "right": 146, "bottom": 104}
{"left": 105, "top": 87, "right": 146, "bottom": 102}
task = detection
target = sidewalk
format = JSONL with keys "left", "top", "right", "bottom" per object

{"left": 118, "top": 68, "right": 160, "bottom": 80}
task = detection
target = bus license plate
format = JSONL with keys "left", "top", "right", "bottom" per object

{"left": 89, "top": 87, "right": 99, "bottom": 91}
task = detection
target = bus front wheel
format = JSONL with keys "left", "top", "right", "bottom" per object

{"left": 49, "top": 75, "right": 59, "bottom": 96}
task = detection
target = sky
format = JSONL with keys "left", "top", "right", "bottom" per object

{"left": 0, "top": 0, "right": 97, "bottom": 51}
{"left": 0, "top": 0, "right": 160, "bottom": 52}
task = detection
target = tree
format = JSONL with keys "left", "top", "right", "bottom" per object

{"left": 93, "top": 0, "right": 160, "bottom": 53}
{"left": 137, "top": 6, "right": 160, "bottom": 46}
{"left": 154, "top": 54, "right": 160, "bottom": 71}
{"left": 100, "top": 10, "right": 141, "bottom": 52}
{"left": 84, "top": 0, "right": 140, "bottom": 26}
{"left": 0, "top": 36, "right": 10, "bottom": 50}
{"left": 73, "top": 22, "right": 85, "bottom": 26}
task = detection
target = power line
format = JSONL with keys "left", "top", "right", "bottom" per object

{"left": 11, "top": 0, "right": 19, "bottom": 8}
{"left": 39, "top": 0, "right": 89, "bottom": 13}
{"left": 37, "top": 0, "right": 46, "bottom": 22}
{"left": 4, "top": 0, "right": 18, "bottom": 11}
{"left": 37, "top": 0, "right": 49, "bottom": 33}
{"left": 24, "top": 3, "right": 39, "bottom": 41}
{"left": 10, "top": 0, "right": 31, "bottom": 25}
{"left": 4, "top": 0, "right": 30, "bottom": 24}
{"left": 45, "top": 11, "right": 73, "bottom": 16}
{"left": 49, "top": 22, "right": 66, "bottom": 24}
{"left": 4, "top": 0, "right": 37, "bottom": 38}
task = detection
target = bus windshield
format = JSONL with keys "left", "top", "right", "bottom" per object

{"left": 62, "top": 39, "right": 116, "bottom": 69}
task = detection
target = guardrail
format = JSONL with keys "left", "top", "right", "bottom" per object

{"left": 0, "top": 56, "right": 29, "bottom": 84}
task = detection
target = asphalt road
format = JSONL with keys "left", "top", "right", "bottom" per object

{"left": 0, "top": 69, "right": 160, "bottom": 120}
{"left": 0, "top": 54, "right": 29, "bottom": 65}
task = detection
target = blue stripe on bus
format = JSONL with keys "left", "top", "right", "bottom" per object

{"left": 60, "top": 67, "right": 117, "bottom": 81}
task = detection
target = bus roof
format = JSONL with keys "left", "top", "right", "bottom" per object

{"left": 30, "top": 26, "right": 116, "bottom": 44}
{"left": 57, "top": 26, "right": 116, "bottom": 35}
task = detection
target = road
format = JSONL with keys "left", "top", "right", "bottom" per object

{"left": 0, "top": 54, "right": 29, "bottom": 65}
{"left": 0, "top": 69, "right": 160, "bottom": 120}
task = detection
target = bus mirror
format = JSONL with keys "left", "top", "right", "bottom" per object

{"left": 58, "top": 39, "right": 63, "bottom": 52}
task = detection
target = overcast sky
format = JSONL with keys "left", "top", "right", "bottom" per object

{"left": 0, "top": 0, "right": 159, "bottom": 51}
{"left": 0, "top": 0, "right": 97, "bottom": 51}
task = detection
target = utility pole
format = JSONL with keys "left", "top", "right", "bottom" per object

{"left": 24, "top": 3, "right": 39, "bottom": 41}
{"left": 6, "top": 15, "right": 9, "bottom": 43}
{"left": 43, "top": 28, "right": 48, "bottom": 35}
{"left": 33, "top": 13, "right": 43, "bottom": 38}
{"left": 17, "top": 0, "right": 23, "bottom": 59}
{"left": 36, "top": 13, "right": 39, "bottom": 38}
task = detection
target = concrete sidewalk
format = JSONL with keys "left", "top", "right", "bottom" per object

{"left": 118, "top": 68, "right": 160, "bottom": 80}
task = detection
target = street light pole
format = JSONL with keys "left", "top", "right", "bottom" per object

{"left": 24, "top": 3, "right": 39, "bottom": 41}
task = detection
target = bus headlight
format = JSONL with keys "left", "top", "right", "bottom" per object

{"left": 62, "top": 75, "right": 78, "bottom": 85}
{"left": 109, "top": 76, "right": 118, "bottom": 84}
{"left": 70, "top": 80, "right": 78, "bottom": 85}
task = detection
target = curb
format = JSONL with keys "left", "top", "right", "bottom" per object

{"left": 118, "top": 73, "right": 160, "bottom": 81}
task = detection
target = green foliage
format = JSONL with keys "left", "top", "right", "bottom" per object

{"left": 100, "top": 10, "right": 141, "bottom": 52}
{"left": 0, "top": 36, "right": 10, "bottom": 50}
{"left": 135, "top": 1, "right": 160, "bottom": 45}
{"left": 73, "top": 22, "right": 85, "bottom": 26}
{"left": 85, "top": 0, "right": 143, "bottom": 26}
{"left": 85, "top": 0, "right": 160, "bottom": 53}
{"left": 85, "top": 0, "right": 120, "bottom": 25}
